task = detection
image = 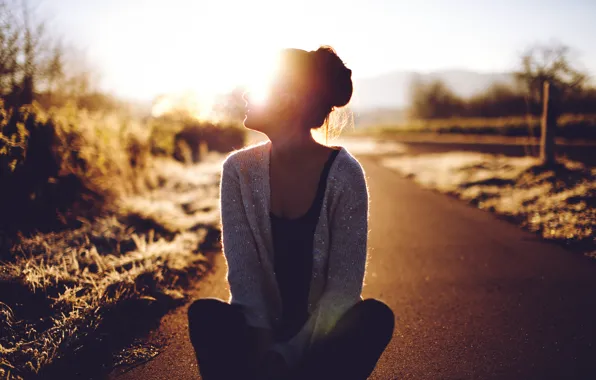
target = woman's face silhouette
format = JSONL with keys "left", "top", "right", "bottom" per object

{"left": 243, "top": 79, "right": 300, "bottom": 136}
{"left": 243, "top": 49, "right": 313, "bottom": 137}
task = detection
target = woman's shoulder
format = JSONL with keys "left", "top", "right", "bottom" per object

{"left": 325, "top": 146, "right": 368, "bottom": 202}
{"left": 325, "top": 147, "right": 368, "bottom": 209}
{"left": 333, "top": 146, "right": 366, "bottom": 182}
{"left": 222, "top": 140, "right": 270, "bottom": 171}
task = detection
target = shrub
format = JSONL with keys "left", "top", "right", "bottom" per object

{"left": 0, "top": 102, "right": 152, "bottom": 236}
{"left": 149, "top": 115, "right": 246, "bottom": 163}
{"left": 148, "top": 118, "right": 182, "bottom": 157}
{"left": 174, "top": 121, "right": 245, "bottom": 162}
{"left": 0, "top": 99, "right": 246, "bottom": 238}
{"left": 0, "top": 102, "right": 68, "bottom": 234}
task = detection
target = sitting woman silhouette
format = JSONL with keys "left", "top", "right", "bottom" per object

{"left": 188, "top": 46, "right": 394, "bottom": 380}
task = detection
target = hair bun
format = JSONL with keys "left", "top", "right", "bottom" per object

{"left": 312, "top": 46, "right": 353, "bottom": 108}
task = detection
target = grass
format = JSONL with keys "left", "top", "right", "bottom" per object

{"left": 0, "top": 102, "right": 244, "bottom": 234}
{"left": 382, "top": 153, "right": 595, "bottom": 256}
{"left": 0, "top": 155, "right": 224, "bottom": 379}
{"left": 367, "top": 114, "right": 596, "bottom": 140}
{"left": 0, "top": 101, "right": 236, "bottom": 379}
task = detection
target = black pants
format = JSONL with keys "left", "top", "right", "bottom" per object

{"left": 188, "top": 298, "right": 395, "bottom": 380}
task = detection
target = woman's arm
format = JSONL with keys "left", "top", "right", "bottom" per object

{"left": 220, "top": 158, "right": 272, "bottom": 329}
{"left": 271, "top": 162, "right": 369, "bottom": 368}
{"left": 310, "top": 169, "right": 369, "bottom": 335}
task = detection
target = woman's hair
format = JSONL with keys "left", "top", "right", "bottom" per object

{"left": 278, "top": 46, "right": 353, "bottom": 143}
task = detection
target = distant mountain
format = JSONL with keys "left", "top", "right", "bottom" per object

{"left": 351, "top": 70, "right": 516, "bottom": 111}
{"left": 353, "top": 107, "right": 407, "bottom": 128}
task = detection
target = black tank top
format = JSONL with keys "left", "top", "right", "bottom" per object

{"left": 270, "top": 148, "right": 340, "bottom": 342}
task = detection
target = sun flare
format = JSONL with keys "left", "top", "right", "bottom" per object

{"left": 237, "top": 51, "right": 281, "bottom": 107}
{"left": 151, "top": 47, "right": 281, "bottom": 119}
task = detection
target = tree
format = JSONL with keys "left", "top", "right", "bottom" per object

{"left": 42, "top": 41, "right": 65, "bottom": 98}
{"left": 0, "top": 0, "right": 86, "bottom": 109}
{"left": 20, "top": 0, "right": 47, "bottom": 104}
{"left": 515, "top": 42, "right": 587, "bottom": 116}
{"left": 408, "top": 76, "right": 464, "bottom": 119}
{"left": 0, "top": 1, "right": 20, "bottom": 98}
{"left": 466, "top": 82, "right": 526, "bottom": 118}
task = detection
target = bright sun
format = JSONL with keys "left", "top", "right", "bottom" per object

{"left": 133, "top": 0, "right": 319, "bottom": 120}
{"left": 151, "top": 46, "right": 280, "bottom": 119}
{"left": 240, "top": 53, "right": 279, "bottom": 107}
{"left": 96, "top": 0, "right": 328, "bottom": 114}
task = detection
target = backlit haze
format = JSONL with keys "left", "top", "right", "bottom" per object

{"left": 39, "top": 0, "right": 596, "bottom": 117}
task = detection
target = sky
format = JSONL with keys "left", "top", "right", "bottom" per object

{"left": 38, "top": 0, "right": 596, "bottom": 102}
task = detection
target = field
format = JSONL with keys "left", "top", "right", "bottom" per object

{"left": 362, "top": 114, "right": 596, "bottom": 140}
{"left": 0, "top": 103, "right": 240, "bottom": 379}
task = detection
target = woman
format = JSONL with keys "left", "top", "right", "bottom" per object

{"left": 188, "top": 46, "right": 395, "bottom": 380}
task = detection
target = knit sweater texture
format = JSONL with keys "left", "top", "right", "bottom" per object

{"left": 219, "top": 140, "right": 369, "bottom": 369}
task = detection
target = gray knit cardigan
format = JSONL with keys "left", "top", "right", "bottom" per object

{"left": 219, "top": 140, "right": 369, "bottom": 369}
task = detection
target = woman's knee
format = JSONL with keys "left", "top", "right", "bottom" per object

{"left": 360, "top": 299, "right": 395, "bottom": 337}
{"left": 188, "top": 298, "right": 232, "bottom": 327}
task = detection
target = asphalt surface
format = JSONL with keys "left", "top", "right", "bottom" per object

{"left": 110, "top": 155, "right": 596, "bottom": 380}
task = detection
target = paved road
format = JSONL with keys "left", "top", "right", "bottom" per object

{"left": 111, "top": 155, "right": 596, "bottom": 380}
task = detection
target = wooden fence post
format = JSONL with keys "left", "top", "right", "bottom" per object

{"left": 540, "top": 80, "right": 556, "bottom": 166}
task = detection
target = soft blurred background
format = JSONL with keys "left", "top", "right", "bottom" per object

{"left": 1, "top": 1, "right": 595, "bottom": 379}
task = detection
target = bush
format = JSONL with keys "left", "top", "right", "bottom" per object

{"left": 0, "top": 102, "right": 69, "bottom": 234}
{"left": 0, "top": 102, "right": 152, "bottom": 235}
{"left": 0, "top": 98, "right": 246, "bottom": 239}
{"left": 408, "top": 78, "right": 596, "bottom": 120}
{"left": 174, "top": 121, "right": 245, "bottom": 162}
{"left": 149, "top": 115, "right": 246, "bottom": 163}
{"left": 408, "top": 78, "right": 465, "bottom": 119}
{"left": 148, "top": 118, "right": 182, "bottom": 157}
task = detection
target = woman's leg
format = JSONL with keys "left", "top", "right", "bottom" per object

{"left": 187, "top": 298, "right": 254, "bottom": 380}
{"left": 297, "top": 298, "right": 395, "bottom": 380}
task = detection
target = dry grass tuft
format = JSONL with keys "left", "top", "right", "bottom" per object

{"left": 0, "top": 154, "right": 223, "bottom": 379}
{"left": 383, "top": 153, "right": 595, "bottom": 254}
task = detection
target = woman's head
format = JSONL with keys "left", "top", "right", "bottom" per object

{"left": 244, "top": 46, "right": 353, "bottom": 141}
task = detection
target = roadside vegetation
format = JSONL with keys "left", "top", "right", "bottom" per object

{"left": 370, "top": 42, "right": 596, "bottom": 140}
{"left": 382, "top": 153, "right": 595, "bottom": 257}
{"left": 370, "top": 114, "right": 596, "bottom": 140}
{"left": 0, "top": 2, "right": 244, "bottom": 378}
